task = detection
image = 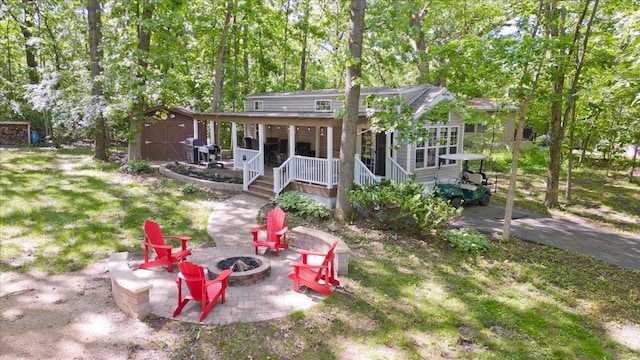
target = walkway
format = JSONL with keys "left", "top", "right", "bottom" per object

{"left": 453, "top": 202, "right": 640, "bottom": 273}
{"left": 134, "top": 194, "right": 326, "bottom": 325}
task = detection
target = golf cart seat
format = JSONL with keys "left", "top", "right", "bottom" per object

{"left": 463, "top": 171, "right": 484, "bottom": 186}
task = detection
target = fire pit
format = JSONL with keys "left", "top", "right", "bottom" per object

{"left": 208, "top": 255, "right": 271, "bottom": 286}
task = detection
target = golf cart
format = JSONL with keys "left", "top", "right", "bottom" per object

{"left": 434, "top": 153, "right": 493, "bottom": 208}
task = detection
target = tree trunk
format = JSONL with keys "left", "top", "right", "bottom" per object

{"left": 20, "top": 0, "right": 39, "bottom": 84}
{"left": 408, "top": 2, "right": 429, "bottom": 82}
{"left": 211, "top": 0, "right": 233, "bottom": 146}
{"left": 128, "top": 0, "right": 153, "bottom": 160}
{"left": 503, "top": 102, "right": 529, "bottom": 240}
{"left": 335, "top": 0, "right": 366, "bottom": 221}
{"left": 565, "top": 105, "right": 577, "bottom": 203}
{"left": 88, "top": 0, "right": 107, "bottom": 161}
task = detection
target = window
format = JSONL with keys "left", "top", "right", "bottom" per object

{"left": 253, "top": 101, "right": 263, "bottom": 111}
{"left": 315, "top": 100, "right": 332, "bottom": 112}
{"left": 465, "top": 122, "right": 487, "bottom": 133}
{"left": 414, "top": 126, "right": 461, "bottom": 169}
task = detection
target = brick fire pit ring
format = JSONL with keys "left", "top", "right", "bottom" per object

{"left": 207, "top": 254, "right": 271, "bottom": 286}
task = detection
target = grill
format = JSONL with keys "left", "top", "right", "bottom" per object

{"left": 185, "top": 138, "right": 204, "bottom": 164}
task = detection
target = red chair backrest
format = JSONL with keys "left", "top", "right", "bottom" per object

{"left": 177, "top": 261, "right": 207, "bottom": 301}
{"left": 144, "top": 219, "right": 169, "bottom": 259}
{"left": 315, "top": 241, "right": 338, "bottom": 281}
{"left": 266, "top": 207, "right": 286, "bottom": 243}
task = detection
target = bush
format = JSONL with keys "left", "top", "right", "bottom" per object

{"left": 349, "top": 180, "right": 461, "bottom": 233}
{"left": 273, "top": 191, "right": 331, "bottom": 219}
{"left": 442, "top": 228, "right": 494, "bottom": 253}
{"left": 120, "top": 159, "right": 152, "bottom": 174}
{"left": 181, "top": 182, "right": 198, "bottom": 194}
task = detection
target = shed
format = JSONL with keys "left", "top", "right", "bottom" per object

{"left": 139, "top": 106, "right": 207, "bottom": 161}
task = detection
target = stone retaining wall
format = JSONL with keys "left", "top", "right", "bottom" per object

{"left": 108, "top": 252, "right": 152, "bottom": 319}
{"left": 290, "top": 226, "right": 350, "bottom": 275}
{"left": 158, "top": 165, "right": 243, "bottom": 192}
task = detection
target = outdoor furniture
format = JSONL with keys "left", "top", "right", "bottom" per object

{"left": 140, "top": 219, "right": 192, "bottom": 273}
{"left": 173, "top": 261, "right": 231, "bottom": 322}
{"left": 251, "top": 207, "right": 288, "bottom": 256}
{"left": 288, "top": 241, "right": 340, "bottom": 295}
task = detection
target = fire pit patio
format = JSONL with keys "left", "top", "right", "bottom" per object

{"left": 208, "top": 254, "right": 271, "bottom": 286}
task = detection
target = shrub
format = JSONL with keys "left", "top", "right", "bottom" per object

{"left": 349, "top": 180, "right": 461, "bottom": 233}
{"left": 442, "top": 228, "right": 494, "bottom": 253}
{"left": 181, "top": 182, "right": 198, "bottom": 194}
{"left": 120, "top": 159, "right": 152, "bottom": 174}
{"left": 273, "top": 191, "right": 331, "bottom": 219}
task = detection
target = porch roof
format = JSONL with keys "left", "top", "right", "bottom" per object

{"left": 193, "top": 111, "right": 367, "bottom": 127}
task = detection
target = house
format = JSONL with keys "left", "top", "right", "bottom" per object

{"left": 193, "top": 84, "right": 465, "bottom": 206}
{"left": 135, "top": 105, "right": 207, "bottom": 162}
{"left": 465, "top": 98, "right": 533, "bottom": 150}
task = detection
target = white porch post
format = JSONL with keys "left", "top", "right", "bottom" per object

{"left": 406, "top": 142, "right": 411, "bottom": 172}
{"left": 258, "top": 124, "right": 265, "bottom": 175}
{"left": 209, "top": 122, "right": 215, "bottom": 145}
{"left": 193, "top": 120, "right": 199, "bottom": 139}
{"left": 327, "top": 126, "right": 334, "bottom": 188}
{"left": 231, "top": 122, "right": 238, "bottom": 167}
{"left": 385, "top": 132, "right": 392, "bottom": 179}
{"left": 288, "top": 125, "right": 295, "bottom": 157}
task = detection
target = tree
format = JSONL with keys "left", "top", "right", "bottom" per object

{"left": 335, "top": 0, "right": 366, "bottom": 221}
{"left": 544, "top": 0, "right": 599, "bottom": 208}
{"left": 88, "top": 0, "right": 108, "bottom": 160}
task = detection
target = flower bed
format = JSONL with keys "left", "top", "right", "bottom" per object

{"left": 166, "top": 162, "right": 242, "bottom": 184}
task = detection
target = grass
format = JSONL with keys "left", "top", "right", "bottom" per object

{"left": 488, "top": 147, "right": 640, "bottom": 234}
{"left": 1, "top": 147, "right": 639, "bottom": 359}
{"left": 0, "top": 147, "right": 234, "bottom": 273}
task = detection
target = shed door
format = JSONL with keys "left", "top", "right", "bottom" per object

{"left": 141, "top": 121, "right": 188, "bottom": 161}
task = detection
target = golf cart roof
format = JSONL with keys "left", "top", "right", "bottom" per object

{"left": 439, "top": 153, "right": 488, "bottom": 161}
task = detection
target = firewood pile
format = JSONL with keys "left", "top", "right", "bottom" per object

{"left": 0, "top": 126, "right": 29, "bottom": 145}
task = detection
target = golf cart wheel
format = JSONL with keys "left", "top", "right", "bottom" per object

{"left": 479, "top": 192, "right": 491, "bottom": 206}
{"left": 450, "top": 197, "right": 463, "bottom": 209}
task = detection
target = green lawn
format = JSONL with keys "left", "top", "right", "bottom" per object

{"left": 1, "top": 147, "right": 639, "bottom": 359}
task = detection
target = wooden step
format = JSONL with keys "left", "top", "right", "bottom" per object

{"left": 245, "top": 176, "right": 274, "bottom": 200}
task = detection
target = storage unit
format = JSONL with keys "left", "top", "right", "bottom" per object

{"left": 140, "top": 106, "right": 207, "bottom": 162}
{"left": 0, "top": 122, "right": 31, "bottom": 145}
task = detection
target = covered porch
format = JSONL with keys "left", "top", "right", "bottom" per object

{"left": 192, "top": 112, "right": 409, "bottom": 205}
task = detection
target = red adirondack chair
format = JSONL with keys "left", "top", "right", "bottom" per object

{"left": 251, "top": 207, "right": 288, "bottom": 256}
{"left": 173, "top": 261, "right": 232, "bottom": 322}
{"left": 140, "top": 219, "right": 192, "bottom": 273}
{"left": 288, "top": 241, "right": 340, "bottom": 295}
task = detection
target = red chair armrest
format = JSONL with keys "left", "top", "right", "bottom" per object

{"left": 164, "top": 235, "right": 191, "bottom": 241}
{"left": 289, "top": 261, "right": 327, "bottom": 270}
{"left": 298, "top": 249, "right": 327, "bottom": 257}
{"left": 208, "top": 269, "right": 232, "bottom": 285}
{"left": 144, "top": 242, "right": 173, "bottom": 251}
{"left": 275, "top": 227, "right": 288, "bottom": 236}
{"left": 251, "top": 224, "right": 266, "bottom": 233}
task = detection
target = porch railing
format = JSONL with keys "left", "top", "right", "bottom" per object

{"left": 241, "top": 151, "right": 261, "bottom": 191}
{"left": 354, "top": 157, "right": 379, "bottom": 186}
{"left": 274, "top": 156, "right": 294, "bottom": 196}
{"left": 234, "top": 148, "right": 260, "bottom": 170}
{"left": 273, "top": 156, "right": 339, "bottom": 196}
{"left": 388, "top": 157, "right": 410, "bottom": 184}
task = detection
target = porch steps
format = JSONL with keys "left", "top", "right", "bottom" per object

{"left": 245, "top": 176, "right": 274, "bottom": 200}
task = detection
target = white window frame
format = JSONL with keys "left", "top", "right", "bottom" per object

{"left": 414, "top": 125, "right": 461, "bottom": 169}
{"left": 253, "top": 101, "right": 264, "bottom": 111}
{"left": 315, "top": 100, "right": 332, "bottom": 112}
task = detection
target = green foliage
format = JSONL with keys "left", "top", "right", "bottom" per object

{"left": 120, "top": 159, "right": 152, "bottom": 174}
{"left": 349, "top": 179, "right": 461, "bottom": 233}
{"left": 180, "top": 182, "right": 198, "bottom": 194}
{"left": 273, "top": 191, "right": 331, "bottom": 219}
{"left": 442, "top": 228, "right": 494, "bottom": 253}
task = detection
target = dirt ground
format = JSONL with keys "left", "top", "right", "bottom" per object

{"left": 0, "top": 258, "right": 183, "bottom": 360}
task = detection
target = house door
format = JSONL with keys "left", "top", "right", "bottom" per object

{"left": 360, "top": 130, "right": 386, "bottom": 177}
